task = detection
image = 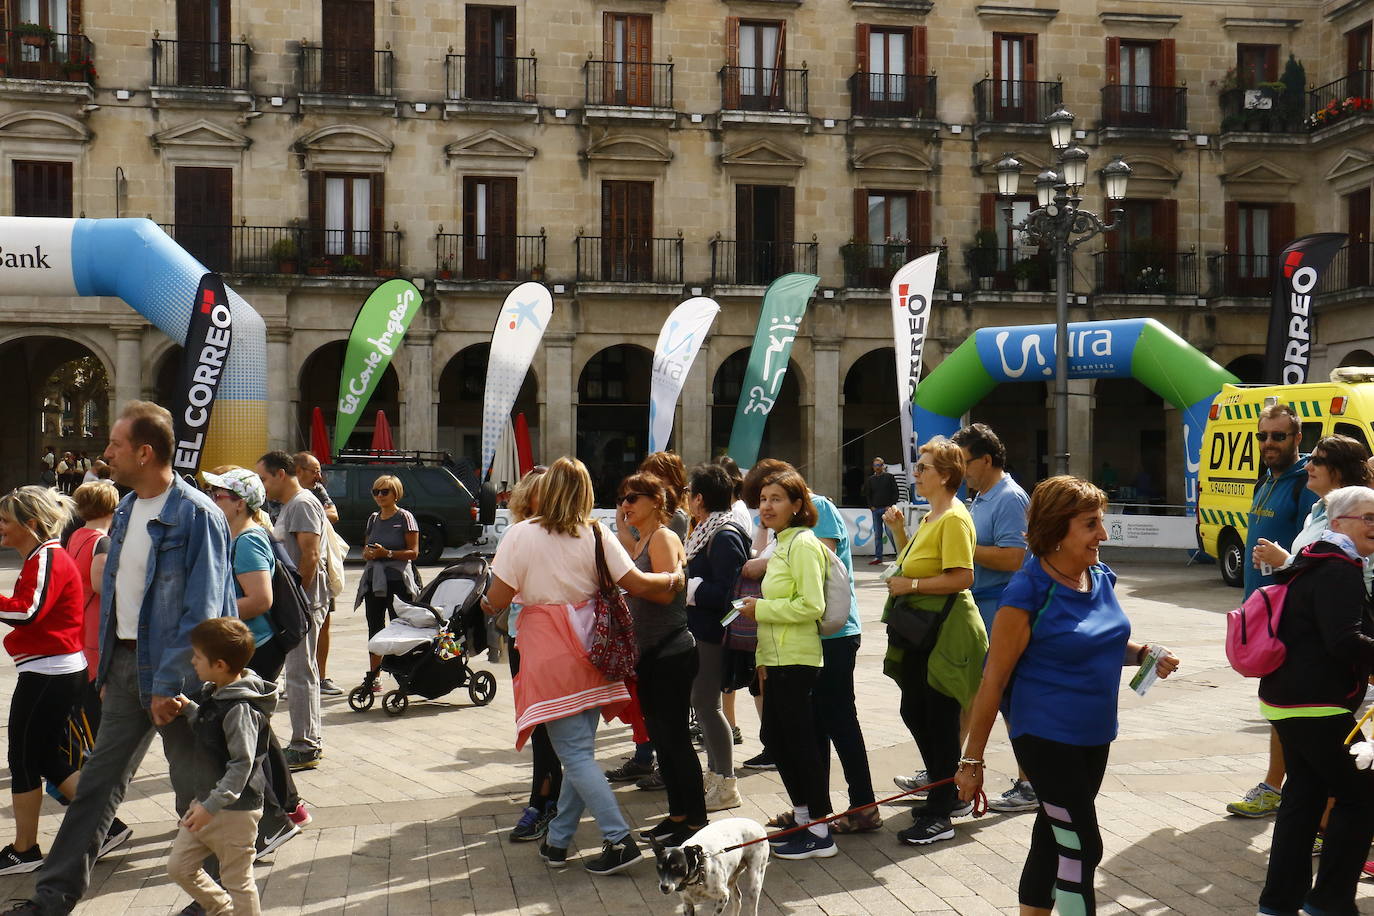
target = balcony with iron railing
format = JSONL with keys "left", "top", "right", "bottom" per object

{"left": 719, "top": 65, "right": 808, "bottom": 125}
{"left": 445, "top": 53, "right": 537, "bottom": 116}
{"left": 575, "top": 236, "right": 683, "bottom": 287}
{"left": 849, "top": 72, "right": 937, "bottom": 126}
{"left": 151, "top": 38, "right": 250, "bottom": 99}
{"left": 157, "top": 225, "right": 403, "bottom": 278}
{"left": 435, "top": 231, "right": 546, "bottom": 283}
{"left": 1218, "top": 87, "right": 1304, "bottom": 136}
{"left": 583, "top": 59, "right": 674, "bottom": 120}
{"left": 0, "top": 29, "right": 95, "bottom": 93}
{"left": 710, "top": 239, "right": 818, "bottom": 287}
{"left": 300, "top": 46, "right": 394, "bottom": 106}
{"left": 841, "top": 242, "right": 946, "bottom": 290}
{"left": 1208, "top": 253, "right": 1277, "bottom": 298}
{"left": 973, "top": 79, "right": 1062, "bottom": 130}
{"left": 1316, "top": 242, "right": 1373, "bottom": 296}
{"left": 1099, "top": 84, "right": 1188, "bottom": 133}
{"left": 1306, "top": 71, "right": 1374, "bottom": 136}
{"left": 965, "top": 247, "right": 1056, "bottom": 294}
{"left": 1092, "top": 249, "right": 1198, "bottom": 297}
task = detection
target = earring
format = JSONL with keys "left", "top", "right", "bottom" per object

{"left": 1054, "top": 543, "right": 1062, "bottom": 552}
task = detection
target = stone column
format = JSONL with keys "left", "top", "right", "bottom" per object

{"left": 1164, "top": 402, "right": 1184, "bottom": 507}
{"left": 266, "top": 327, "right": 292, "bottom": 450}
{"left": 403, "top": 327, "right": 436, "bottom": 453}
{"left": 1067, "top": 378, "right": 1095, "bottom": 481}
{"left": 811, "top": 338, "right": 842, "bottom": 501}
{"left": 113, "top": 327, "right": 142, "bottom": 414}
{"left": 680, "top": 357, "right": 710, "bottom": 466}
{"left": 542, "top": 333, "right": 575, "bottom": 460}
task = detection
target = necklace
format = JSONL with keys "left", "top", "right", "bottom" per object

{"left": 1043, "top": 556, "right": 1089, "bottom": 591}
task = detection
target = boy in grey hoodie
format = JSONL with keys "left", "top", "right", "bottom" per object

{"left": 168, "top": 619, "right": 274, "bottom": 916}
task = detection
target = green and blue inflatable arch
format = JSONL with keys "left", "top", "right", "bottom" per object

{"left": 913, "top": 318, "right": 1239, "bottom": 513}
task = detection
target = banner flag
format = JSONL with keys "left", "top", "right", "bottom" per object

{"left": 172, "top": 273, "right": 232, "bottom": 476}
{"left": 336, "top": 279, "right": 423, "bottom": 447}
{"left": 726, "top": 273, "right": 820, "bottom": 468}
{"left": 890, "top": 251, "right": 941, "bottom": 492}
{"left": 1264, "top": 233, "right": 1346, "bottom": 385}
{"left": 648, "top": 296, "right": 721, "bottom": 454}
{"left": 481, "top": 282, "right": 553, "bottom": 479}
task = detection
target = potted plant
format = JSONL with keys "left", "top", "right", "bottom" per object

{"left": 306, "top": 257, "right": 331, "bottom": 276}
{"left": 339, "top": 254, "right": 364, "bottom": 274}
{"left": 971, "top": 228, "right": 999, "bottom": 290}
{"left": 529, "top": 263, "right": 546, "bottom": 281}
{"left": 269, "top": 237, "right": 298, "bottom": 274}
{"left": 1012, "top": 256, "right": 1039, "bottom": 292}
{"left": 839, "top": 239, "right": 867, "bottom": 284}
{"left": 16, "top": 22, "right": 55, "bottom": 48}
{"left": 1278, "top": 55, "right": 1306, "bottom": 131}
{"left": 374, "top": 263, "right": 397, "bottom": 277}
{"left": 884, "top": 236, "right": 910, "bottom": 271}
{"left": 438, "top": 255, "right": 454, "bottom": 280}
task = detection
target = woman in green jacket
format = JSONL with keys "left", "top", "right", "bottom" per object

{"left": 738, "top": 467, "right": 832, "bottom": 861}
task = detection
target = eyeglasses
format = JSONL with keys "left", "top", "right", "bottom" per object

{"left": 1336, "top": 514, "right": 1374, "bottom": 527}
{"left": 1255, "top": 431, "right": 1290, "bottom": 443}
{"left": 372, "top": 488, "right": 392, "bottom": 496}
{"left": 913, "top": 463, "right": 931, "bottom": 474}
{"left": 619, "top": 493, "right": 648, "bottom": 505}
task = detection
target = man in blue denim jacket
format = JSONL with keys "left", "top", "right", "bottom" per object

{"left": 9, "top": 401, "right": 234, "bottom": 916}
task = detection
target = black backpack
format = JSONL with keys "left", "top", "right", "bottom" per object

{"left": 233, "top": 531, "right": 310, "bottom": 653}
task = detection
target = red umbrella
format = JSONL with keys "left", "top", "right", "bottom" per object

{"left": 309, "top": 407, "right": 331, "bottom": 464}
{"left": 370, "top": 409, "right": 394, "bottom": 453}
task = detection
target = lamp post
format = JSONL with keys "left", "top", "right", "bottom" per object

{"left": 994, "top": 109, "right": 1131, "bottom": 476}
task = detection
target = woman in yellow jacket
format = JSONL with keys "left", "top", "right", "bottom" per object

{"left": 738, "top": 467, "right": 833, "bottom": 861}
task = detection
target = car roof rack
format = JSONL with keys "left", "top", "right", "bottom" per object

{"left": 331, "top": 449, "right": 456, "bottom": 467}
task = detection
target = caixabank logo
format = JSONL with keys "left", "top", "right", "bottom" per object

{"left": 0, "top": 245, "right": 53, "bottom": 269}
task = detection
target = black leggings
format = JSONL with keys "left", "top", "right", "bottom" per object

{"left": 9, "top": 670, "right": 86, "bottom": 794}
{"left": 760, "top": 665, "right": 831, "bottom": 820}
{"left": 364, "top": 579, "right": 409, "bottom": 638}
{"left": 1012, "top": 733, "right": 1110, "bottom": 912}
{"left": 248, "top": 640, "right": 299, "bottom": 817}
{"left": 637, "top": 646, "right": 706, "bottom": 824}
{"left": 898, "top": 647, "right": 962, "bottom": 816}
{"left": 509, "top": 646, "right": 562, "bottom": 809}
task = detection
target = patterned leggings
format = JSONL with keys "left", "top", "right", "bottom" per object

{"left": 1012, "top": 733, "right": 1110, "bottom": 915}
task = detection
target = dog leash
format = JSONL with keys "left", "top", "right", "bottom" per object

{"left": 714, "top": 775, "right": 988, "bottom": 855}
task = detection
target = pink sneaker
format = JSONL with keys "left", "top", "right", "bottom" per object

{"left": 1363, "top": 860, "right": 1374, "bottom": 878}
{"left": 287, "top": 803, "right": 312, "bottom": 828}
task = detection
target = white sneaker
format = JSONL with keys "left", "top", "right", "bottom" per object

{"left": 893, "top": 770, "right": 930, "bottom": 795}
{"left": 705, "top": 776, "right": 741, "bottom": 812}
{"left": 702, "top": 770, "right": 721, "bottom": 799}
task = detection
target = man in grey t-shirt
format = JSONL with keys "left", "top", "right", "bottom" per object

{"left": 257, "top": 450, "right": 327, "bottom": 770}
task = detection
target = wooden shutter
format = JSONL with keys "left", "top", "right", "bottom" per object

{"left": 307, "top": 171, "right": 324, "bottom": 244}
{"left": 1158, "top": 38, "right": 1175, "bottom": 87}
{"left": 491, "top": 178, "right": 517, "bottom": 278}
{"left": 979, "top": 193, "right": 997, "bottom": 230}
{"left": 779, "top": 186, "right": 795, "bottom": 245}
{"left": 855, "top": 23, "right": 870, "bottom": 73}
{"left": 1105, "top": 37, "right": 1120, "bottom": 84}
{"left": 370, "top": 173, "right": 385, "bottom": 263}
{"left": 775, "top": 20, "right": 786, "bottom": 70}
{"left": 1158, "top": 198, "right": 1178, "bottom": 254}
{"left": 629, "top": 14, "right": 652, "bottom": 105}
{"left": 914, "top": 190, "right": 932, "bottom": 249}
{"left": 1271, "top": 203, "right": 1295, "bottom": 254}
{"left": 13, "top": 161, "right": 73, "bottom": 218}
{"left": 1224, "top": 201, "right": 1238, "bottom": 253}
{"left": 724, "top": 17, "right": 740, "bottom": 108}
{"left": 914, "top": 25, "right": 926, "bottom": 74}
{"left": 853, "top": 188, "right": 868, "bottom": 242}
{"left": 735, "top": 184, "right": 753, "bottom": 246}
{"left": 1024, "top": 34, "right": 1036, "bottom": 83}
{"left": 602, "top": 12, "right": 616, "bottom": 102}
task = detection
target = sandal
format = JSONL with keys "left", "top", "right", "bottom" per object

{"left": 831, "top": 807, "right": 883, "bottom": 834}
{"left": 765, "top": 810, "right": 797, "bottom": 829}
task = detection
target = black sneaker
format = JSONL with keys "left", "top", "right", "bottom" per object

{"left": 637, "top": 817, "right": 701, "bottom": 846}
{"left": 539, "top": 840, "right": 568, "bottom": 869}
{"left": 741, "top": 751, "right": 776, "bottom": 770}
{"left": 97, "top": 818, "right": 133, "bottom": 860}
{"left": 512, "top": 804, "right": 557, "bottom": 843}
{"left": 604, "top": 757, "right": 654, "bottom": 782}
{"left": 898, "top": 814, "right": 954, "bottom": 846}
{"left": 1, "top": 902, "right": 41, "bottom": 914}
{"left": 254, "top": 818, "right": 302, "bottom": 861}
{"left": 635, "top": 766, "right": 665, "bottom": 791}
{"left": 284, "top": 748, "right": 322, "bottom": 771}
{"left": 0, "top": 845, "right": 41, "bottom": 876}
{"left": 583, "top": 835, "right": 642, "bottom": 875}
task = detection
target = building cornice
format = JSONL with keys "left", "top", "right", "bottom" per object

{"left": 1220, "top": 17, "right": 1304, "bottom": 30}
{"left": 976, "top": 5, "right": 1058, "bottom": 22}
{"left": 1098, "top": 11, "right": 1181, "bottom": 29}
{"left": 1325, "top": 0, "right": 1370, "bottom": 23}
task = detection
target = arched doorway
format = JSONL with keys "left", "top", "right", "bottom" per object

{"left": 1339, "top": 348, "right": 1374, "bottom": 368}
{"left": 1225, "top": 354, "right": 1266, "bottom": 383}
{"left": 298, "top": 341, "right": 401, "bottom": 454}
{"left": 710, "top": 349, "right": 803, "bottom": 472}
{"left": 1092, "top": 378, "right": 1167, "bottom": 507}
{"left": 437, "top": 343, "right": 539, "bottom": 465}
{"left": 152, "top": 345, "right": 183, "bottom": 408}
{"left": 577, "top": 344, "right": 653, "bottom": 506}
{"left": 0, "top": 336, "right": 111, "bottom": 491}
{"left": 842, "top": 348, "right": 902, "bottom": 505}
{"left": 968, "top": 381, "right": 1050, "bottom": 487}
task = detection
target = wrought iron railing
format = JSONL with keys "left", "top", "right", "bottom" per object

{"left": 710, "top": 239, "right": 818, "bottom": 286}
{"left": 1092, "top": 249, "right": 1198, "bottom": 295}
{"left": 575, "top": 236, "right": 682, "bottom": 284}
{"left": 1209, "top": 253, "right": 1277, "bottom": 297}
{"left": 1306, "top": 71, "right": 1374, "bottom": 131}
{"left": 849, "top": 72, "right": 937, "bottom": 119}
{"left": 1218, "top": 87, "right": 1303, "bottom": 133}
{"left": 1316, "top": 242, "right": 1373, "bottom": 293}
{"left": 434, "top": 232, "right": 546, "bottom": 282}
{"left": 966, "top": 247, "right": 1055, "bottom": 292}
{"left": 158, "top": 225, "right": 403, "bottom": 276}
{"left": 973, "top": 78, "right": 1062, "bottom": 124}
{"left": 719, "top": 65, "right": 808, "bottom": 113}
{"left": 1099, "top": 84, "right": 1187, "bottom": 130}
{"left": 151, "top": 38, "right": 249, "bottom": 90}
{"left": 841, "top": 242, "right": 945, "bottom": 289}
{"left": 583, "top": 59, "right": 673, "bottom": 109}
{"left": 1, "top": 30, "right": 95, "bottom": 82}
{"left": 300, "top": 46, "right": 393, "bottom": 96}
{"left": 444, "top": 53, "right": 537, "bottom": 102}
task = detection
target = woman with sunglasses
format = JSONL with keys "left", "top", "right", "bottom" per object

{"left": 1253, "top": 435, "right": 1372, "bottom": 575}
{"left": 355, "top": 474, "right": 419, "bottom": 694}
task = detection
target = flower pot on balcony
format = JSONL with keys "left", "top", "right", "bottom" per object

{"left": 978, "top": 276, "right": 993, "bottom": 291}
{"left": 306, "top": 262, "right": 330, "bottom": 276}
{"left": 20, "top": 35, "right": 47, "bottom": 48}
{"left": 374, "top": 267, "right": 396, "bottom": 278}
{"left": 276, "top": 260, "right": 298, "bottom": 274}
{"left": 1015, "top": 277, "right": 1030, "bottom": 292}
{"left": 438, "top": 269, "right": 453, "bottom": 280}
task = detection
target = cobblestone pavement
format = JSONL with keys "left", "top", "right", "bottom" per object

{"left": 0, "top": 552, "right": 1369, "bottom": 915}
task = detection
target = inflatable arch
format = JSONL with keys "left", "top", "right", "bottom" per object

{"left": 0, "top": 217, "right": 266, "bottom": 469}
{"left": 913, "top": 318, "right": 1239, "bottom": 512}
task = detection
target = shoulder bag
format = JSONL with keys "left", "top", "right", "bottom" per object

{"left": 588, "top": 523, "right": 639, "bottom": 681}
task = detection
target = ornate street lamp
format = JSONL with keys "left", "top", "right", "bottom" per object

{"left": 997, "top": 110, "right": 1131, "bottom": 476}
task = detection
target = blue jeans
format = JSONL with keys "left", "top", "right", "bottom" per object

{"left": 871, "top": 509, "right": 890, "bottom": 561}
{"left": 544, "top": 708, "right": 631, "bottom": 848}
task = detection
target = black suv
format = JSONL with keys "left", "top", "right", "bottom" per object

{"left": 323, "top": 451, "right": 495, "bottom": 564}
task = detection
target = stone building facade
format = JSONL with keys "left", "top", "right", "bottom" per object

{"left": 0, "top": 0, "right": 1371, "bottom": 504}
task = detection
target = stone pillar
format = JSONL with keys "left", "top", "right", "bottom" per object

{"left": 403, "top": 327, "right": 436, "bottom": 453}
{"left": 543, "top": 333, "right": 575, "bottom": 460}
{"left": 812, "top": 338, "right": 842, "bottom": 501}
{"left": 680, "top": 358, "right": 710, "bottom": 466}
{"left": 266, "top": 327, "right": 292, "bottom": 450}
{"left": 113, "top": 328, "right": 142, "bottom": 414}
{"left": 1163, "top": 402, "right": 1184, "bottom": 507}
{"left": 1067, "top": 378, "right": 1095, "bottom": 481}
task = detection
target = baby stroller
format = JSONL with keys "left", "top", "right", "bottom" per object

{"left": 348, "top": 554, "right": 498, "bottom": 716}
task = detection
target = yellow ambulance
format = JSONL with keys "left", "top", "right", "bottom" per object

{"left": 1198, "top": 367, "right": 1374, "bottom": 587}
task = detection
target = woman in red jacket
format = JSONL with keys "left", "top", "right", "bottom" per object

{"left": 0, "top": 486, "right": 88, "bottom": 875}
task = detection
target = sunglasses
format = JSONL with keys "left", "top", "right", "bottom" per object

{"left": 372, "top": 488, "right": 392, "bottom": 496}
{"left": 1255, "top": 431, "right": 1290, "bottom": 443}
{"left": 618, "top": 493, "right": 649, "bottom": 505}
{"left": 1308, "top": 453, "right": 1329, "bottom": 466}
{"left": 913, "top": 463, "right": 932, "bottom": 474}
{"left": 210, "top": 489, "right": 239, "bottom": 502}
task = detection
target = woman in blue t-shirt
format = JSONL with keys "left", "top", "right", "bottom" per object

{"left": 956, "top": 476, "right": 1180, "bottom": 915}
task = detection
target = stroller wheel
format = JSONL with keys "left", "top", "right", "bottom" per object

{"left": 347, "top": 686, "right": 375, "bottom": 712}
{"left": 382, "top": 690, "right": 409, "bottom": 717}
{"left": 468, "top": 670, "right": 497, "bottom": 706}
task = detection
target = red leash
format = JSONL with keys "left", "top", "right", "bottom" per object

{"left": 719, "top": 776, "right": 988, "bottom": 853}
